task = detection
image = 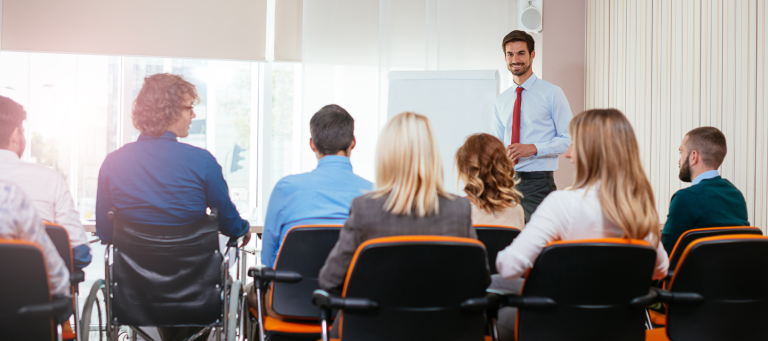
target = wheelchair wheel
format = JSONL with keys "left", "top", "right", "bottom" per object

{"left": 226, "top": 279, "right": 243, "bottom": 340}
{"left": 80, "top": 279, "right": 111, "bottom": 341}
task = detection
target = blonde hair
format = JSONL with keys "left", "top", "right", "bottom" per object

{"left": 456, "top": 133, "right": 522, "bottom": 215}
{"left": 371, "top": 112, "right": 451, "bottom": 216}
{"left": 570, "top": 109, "right": 660, "bottom": 245}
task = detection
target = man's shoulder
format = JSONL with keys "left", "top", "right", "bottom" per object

{"left": 0, "top": 161, "right": 65, "bottom": 188}
{"left": 278, "top": 169, "right": 372, "bottom": 191}
{"left": 109, "top": 140, "right": 215, "bottom": 162}
{"left": 530, "top": 77, "right": 563, "bottom": 95}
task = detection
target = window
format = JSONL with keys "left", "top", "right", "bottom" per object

{"left": 0, "top": 51, "right": 262, "bottom": 222}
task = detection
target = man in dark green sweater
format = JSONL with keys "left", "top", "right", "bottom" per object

{"left": 661, "top": 127, "right": 749, "bottom": 254}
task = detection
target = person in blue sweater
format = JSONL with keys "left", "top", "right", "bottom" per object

{"left": 661, "top": 127, "right": 749, "bottom": 254}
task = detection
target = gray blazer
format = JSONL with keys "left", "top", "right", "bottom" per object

{"left": 318, "top": 193, "right": 476, "bottom": 290}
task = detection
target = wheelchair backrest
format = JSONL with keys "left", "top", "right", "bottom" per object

{"left": 0, "top": 239, "right": 56, "bottom": 340}
{"left": 111, "top": 214, "right": 223, "bottom": 327}
{"left": 668, "top": 226, "right": 762, "bottom": 271}
{"left": 339, "top": 236, "right": 490, "bottom": 341}
{"left": 270, "top": 225, "right": 341, "bottom": 319}
{"left": 44, "top": 223, "right": 74, "bottom": 273}
{"left": 474, "top": 224, "right": 521, "bottom": 275}
{"left": 666, "top": 235, "right": 768, "bottom": 341}
{"left": 517, "top": 238, "right": 656, "bottom": 341}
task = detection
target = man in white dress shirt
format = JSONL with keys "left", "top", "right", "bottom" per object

{"left": 0, "top": 96, "right": 91, "bottom": 269}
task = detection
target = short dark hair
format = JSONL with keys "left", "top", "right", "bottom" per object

{"left": 502, "top": 30, "right": 535, "bottom": 54}
{"left": 0, "top": 96, "right": 26, "bottom": 148}
{"left": 685, "top": 127, "right": 727, "bottom": 168}
{"left": 310, "top": 104, "right": 354, "bottom": 155}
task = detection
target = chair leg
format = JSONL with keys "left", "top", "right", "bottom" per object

{"left": 58, "top": 323, "right": 64, "bottom": 341}
{"left": 254, "top": 286, "right": 266, "bottom": 341}
{"left": 73, "top": 292, "right": 80, "bottom": 341}
{"left": 320, "top": 319, "right": 329, "bottom": 341}
{"left": 645, "top": 309, "right": 655, "bottom": 329}
{"left": 490, "top": 317, "right": 500, "bottom": 341}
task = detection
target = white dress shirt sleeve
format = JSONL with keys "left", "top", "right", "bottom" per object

{"left": 3, "top": 184, "right": 71, "bottom": 296}
{"left": 495, "top": 192, "right": 569, "bottom": 280}
{"left": 532, "top": 87, "right": 573, "bottom": 157}
{"left": 52, "top": 173, "right": 89, "bottom": 247}
{"left": 647, "top": 234, "right": 670, "bottom": 280}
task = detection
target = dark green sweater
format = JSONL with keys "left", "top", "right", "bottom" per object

{"left": 661, "top": 176, "right": 749, "bottom": 254}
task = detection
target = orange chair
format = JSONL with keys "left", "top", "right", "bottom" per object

{"left": 494, "top": 238, "right": 659, "bottom": 341}
{"left": 666, "top": 226, "right": 762, "bottom": 281}
{"left": 648, "top": 226, "right": 763, "bottom": 326}
{"left": 312, "top": 235, "right": 494, "bottom": 341}
{"left": 249, "top": 225, "right": 342, "bottom": 341}
{"left": 44, "top": 223, "right": 84, "bottom": 341}
{"left": 474, "top": 225, "right": 521, "bottom": 275}
{"left": 646, "top": 234, "right": 768, "bottom": 341}
{"left": 0, "top": 239, "right": 73, "bottom": 341}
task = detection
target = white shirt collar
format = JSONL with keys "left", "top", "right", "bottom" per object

{"left": 0, "top": 149, "right": 21, "bottom": 163}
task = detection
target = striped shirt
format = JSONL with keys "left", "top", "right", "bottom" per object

{"left": 0, "top": 181, "right": 70, "bottom": 296}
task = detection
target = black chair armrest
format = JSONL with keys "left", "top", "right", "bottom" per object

{"left": 70, "top": 269, "right": 85, "bottom": 285}
{"left": 17, "top": 295, "right": 73, "bottom": 324}
{"left": 653, "top": 287, "right": 704, "bottom": 304}
{"left": 498, "top": 293, "right": 556, "bottom": 309}
{"left": 630, "top": 288, "right": 659, "bottom": 308}
{"left": 312, "top": 289, "right": 378, "bottom": 312}
{"left": 461, "top": 292, "right": 499, "bottom": 312}
{"left": 248, "top": 266, "right": 302, "bottom": 284}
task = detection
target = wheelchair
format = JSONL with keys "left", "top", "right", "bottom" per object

{"left": 80, "top": 208, "right": 248, "bottom": 341}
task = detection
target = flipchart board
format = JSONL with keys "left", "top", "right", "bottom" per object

{"left": 387, "top": 70, "right": 500, "bottom": 194}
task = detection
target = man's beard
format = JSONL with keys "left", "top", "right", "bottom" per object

{"left": 679, "top": 155, "right": 692, "bottom": 182}
{"left": 509, "top": 62, "right": 531, "bottom": 76}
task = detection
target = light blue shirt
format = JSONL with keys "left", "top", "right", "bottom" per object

{"left": 692, "top": 170, "right": 720, "bottom": 186}
{"left": 260, "top": 155, "right": 372, "bottom": 268}
{"left": 493, "top": 73, "right": 573, "bottom": 172}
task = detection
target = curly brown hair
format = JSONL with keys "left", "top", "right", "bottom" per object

{"left": 455, "top": 133, "right": 522, "bottom": 215}
{"left": 132, "top": 73, "right": 200, "bottom": 137}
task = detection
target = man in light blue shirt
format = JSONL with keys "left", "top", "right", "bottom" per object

{"left": 493, "top": 30, "right": 572, "bottom": 222}
{"left": 260, "top": 104, "right": 372, "bottom": 268}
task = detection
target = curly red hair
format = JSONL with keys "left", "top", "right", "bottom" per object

{"left": 455, "top": 133, "right": 522, "bottom": 215}
{"left": 132, "top": 73, "right": 200, "bottom": 137}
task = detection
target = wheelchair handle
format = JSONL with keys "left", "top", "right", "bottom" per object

{"left": 208, "top": 208, "right": 219, "bottom": 221}
{"left": 226, "top": 236, "right": 239, "bottom": 248}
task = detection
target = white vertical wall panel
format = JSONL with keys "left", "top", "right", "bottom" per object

{"left": 758, "top": 0, "right": 768, "bottom": 231}
{"left": 586, "top": 0, "right": 766, "bottom": 229}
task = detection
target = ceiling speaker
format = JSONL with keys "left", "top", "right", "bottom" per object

{"left": 517, "top": 0, "right": 543, "bottom": 33}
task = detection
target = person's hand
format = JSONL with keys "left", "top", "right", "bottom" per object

{"left": 240, "top": 232, "right": 252, "bottom": 248}
{"left": 506, "top": 143, "right": 538, "bottom": 161}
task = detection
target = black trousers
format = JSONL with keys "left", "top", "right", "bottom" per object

{"left": 515, "top": 171, "right": 556, "bottom": 223}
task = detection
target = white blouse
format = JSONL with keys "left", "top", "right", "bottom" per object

{"left": 495, "top": 186, "right": 669, "bottom": 280}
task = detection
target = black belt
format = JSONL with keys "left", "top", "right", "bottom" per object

{"left": 516, "top": 171, "right": 554, "bottom": 180}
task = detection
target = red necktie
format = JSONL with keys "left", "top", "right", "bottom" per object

{"left": 511, "top": 87, "right": 523, "bottom": 164}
